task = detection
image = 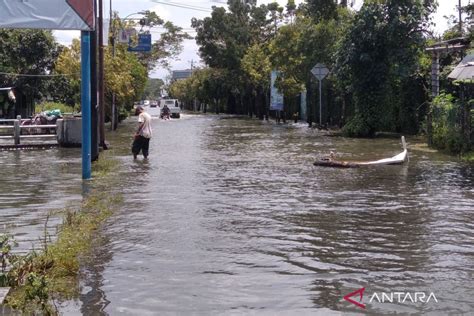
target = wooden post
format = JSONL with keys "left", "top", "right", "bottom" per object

{"left": 461, "top": 84, "right": 471, "bottom": 151}
{"left": 431, "top": 52, "right": 440, "bottom": 97}
{"left": 14, "top": 115, "right": 21, "bottom": 145}
{"left": 427, "top": 52, "right": 440, "bottom": 146}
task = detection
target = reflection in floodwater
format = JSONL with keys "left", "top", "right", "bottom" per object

{"left": 1, "top": 114, "right": 473, "bottom": 314}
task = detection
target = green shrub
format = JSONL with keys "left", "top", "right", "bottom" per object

{"left": 342, "top": 114, "right": 372, "bottom": 137}
{"left": 431, "top": 93, "right": 465, "bottom": 154}
{"left": 35, "top": 102, "right": 76, "bottom": 114}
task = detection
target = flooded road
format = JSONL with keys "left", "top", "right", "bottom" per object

{"left": 2, "top": 112, "right": 473, "bottom": 314}
{"left": 0, "top": 148, "right": 82, "bottom": 251}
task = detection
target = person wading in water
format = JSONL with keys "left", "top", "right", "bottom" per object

{"left": 132, "top": 105, "right": 152, "bottom": 159}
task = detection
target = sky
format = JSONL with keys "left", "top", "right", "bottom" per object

{"left": 54, "top": 0, "right": 469, "bottom": 81}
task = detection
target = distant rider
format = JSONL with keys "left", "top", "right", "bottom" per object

{"left": 162, "top": 105, "right": 170, "bottom": 119}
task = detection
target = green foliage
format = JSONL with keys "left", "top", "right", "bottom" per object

{"left": 303, "top": 0, "right": 338, "bottom": 22}
{"left": 92, "top": 151, "right": 120, "bottom": 178}
{"left": 334, "top": 0, "right": 435, "bottom": 136}
{"left": 143, "top": 78, "right": 164, "bottom": 100}
{"left": 342, "top": 113, "right": 372, "bottom": 137}
{"left": 242, "top": 44, "right": 271, "bottom": 87}
{"left": 0, "top": 234, "right": 17, "bottom": 287}
{"left": 462, "top": 151, "right": 474, "bottom": 162}
{"left": 24, "top": 273, "right": 50, "bottom": 313}
{"left": 0, "top": 29, "right": 60, "bottom": 100}
{"left": 35, "top": 102, "right": 76, "bottom": 114}
{"left": 431, "top": 93, "right": 465, "bottom": 154}
{"left": 54, "top": 39, "right": 82, "bottom": 106}
{"left": 191, "top": 0, "right": 278, "bottom": 114}
{"left": 4, "top": 193, "right": 121, "bottom": 314}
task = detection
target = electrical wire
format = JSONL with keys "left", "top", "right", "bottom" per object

{"left": 149, "top": 0, "right": 213, "bottom": 12}
{"left": 0, "top": 72, "right": 72, "bottom": 77}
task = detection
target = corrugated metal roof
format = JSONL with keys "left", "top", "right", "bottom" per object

{"left": 448, "top": 53, "right": 474, "bottom": 81}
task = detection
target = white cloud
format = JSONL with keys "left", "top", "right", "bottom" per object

{"left": 53, "top": 30, "right": 80, "bottom": 46}
{"left": 149, "top": 4, "right": 172, "bottom": 20}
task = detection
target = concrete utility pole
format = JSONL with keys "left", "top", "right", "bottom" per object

{"left": 90, "top": 17, "right": 99, "bottom": 162}
{"left": 190, "top": 60, "right": 197, "bottom": 112}
{"left": 98, "top": 0, "right": 107, "bottom": 148}
{"left": 110, "top": 0, "right": 117, "bottom": 131}
{"left": 459, "top": 0, "right": 463, "bottom": 35}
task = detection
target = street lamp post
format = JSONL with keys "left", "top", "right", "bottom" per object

{"left": 109, "top": 10, "right": 149, "bottom": 130}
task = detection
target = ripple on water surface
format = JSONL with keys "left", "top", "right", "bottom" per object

{"left": 71, "top": 116, "right": 474, "bottom": 315}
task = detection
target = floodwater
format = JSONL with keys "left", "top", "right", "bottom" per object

{"left": 0, "top": 148, "right": 82, "bottom": 251}
{"left": 2, "top": 112, "right": 474, "bottom": 315}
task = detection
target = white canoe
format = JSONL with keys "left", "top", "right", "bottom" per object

{"left": 314, "top": 136, "right": 408, "bottom": 168}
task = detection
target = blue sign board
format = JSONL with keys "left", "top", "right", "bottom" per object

{"left": 270, "top": 70, "right": 284, "bottom": 111}
{"left": 128, "top": 33, "right": 152, "bottom": 52}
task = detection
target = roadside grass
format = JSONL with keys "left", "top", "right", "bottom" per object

{"left": 3, "top": 194, "right": 122, "bottom": 314}
{"left": 1, "top": 153, "right": 122, "bottom": 314}
{"left": 461, "top": 151, "right": 474, "bottom": 163}
{"left": 92, "top": 150, "right": 120, "bottom": 178}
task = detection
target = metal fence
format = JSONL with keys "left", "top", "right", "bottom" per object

{"left": 0, "top": 115, "right": 57, "bottom": 146}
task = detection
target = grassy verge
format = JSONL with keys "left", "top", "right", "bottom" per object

{"left": 461, "top": 151, "right": 474, "bottom": 163}
{"left": 92, "top": 150, "right": 120, "bottom": 178}
{"left": 2, "top": 194, "right": 122, "bottom": 314}
{"left": 1, "top": 154, "right": 122, "bottom": 314}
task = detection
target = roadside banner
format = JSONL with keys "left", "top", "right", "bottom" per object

{"left": 0, "top": 0, "right": 94, "bottom": 30}
{"left": 270, "top": 70, "right": 284, "bottom": 111}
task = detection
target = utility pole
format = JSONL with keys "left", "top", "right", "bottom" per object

{"left": 190, "top": 60, "right": 197, "bottom": 112}
{"left": 110, "top": 0, "right": 117, "bottom": 131}
{"left": 110, "top": 0, "right": 116, "bottom": 131}
{"left": 90, "top": 11, "right": 99, "bottom": 162}
{"left": 98, "top": 0, "right": 107, "bottom": 148}
{"left": 458, "top": 0, "right": 463, "bottom": 35}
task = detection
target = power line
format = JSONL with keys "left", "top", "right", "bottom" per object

{"left": 150, "top": 0, "right": 213, "bottom": 12}
{"left": 0, "top": 72, "right": 73, "bottom": 78}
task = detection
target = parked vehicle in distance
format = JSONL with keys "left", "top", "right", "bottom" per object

{"left": 159, "top": 99, "right": 180, "bottom": 118}
{"left": 143, "top": 100, "right": 150, "bottom": 106}
{"left": 150, "top": 100, "right": 158, "bottom": 108}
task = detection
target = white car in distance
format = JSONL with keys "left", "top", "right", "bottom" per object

{"left": 159, "top": 99, "right": 181, "bottom": 118}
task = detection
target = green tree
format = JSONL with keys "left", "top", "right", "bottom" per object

{"left": 334, "top": 0, "right": 437, "bottom": 136}
{"left": 0, "top": 29, "right": 60, "bottom": 100}
{"left": 54, "top": 39, "right": 81, "bottom": 106}
{"left": 143, "top": 78, "right": 164, "bottom": 100}
{"left": 192, "top": 0, "right": 276, "bottom": 114}
{"left": 242, "top": 44, "right": 272, "bottom": 118}
{"left": 303, "top": 0, "right": 338, "bottom": 22}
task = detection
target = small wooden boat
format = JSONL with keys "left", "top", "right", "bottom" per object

{"left": 314, "top": 136, "right": 408, "bottom": 168}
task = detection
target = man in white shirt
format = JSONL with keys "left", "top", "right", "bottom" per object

{"left": 132, "top": 105, "right": 152, "bottom": 159}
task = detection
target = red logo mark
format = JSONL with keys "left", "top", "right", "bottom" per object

{"left": 344, "top": 287, "right": 366, "bottom": 309}
{"left": 67, "top": 0, "right": 94, "bottom": 29}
